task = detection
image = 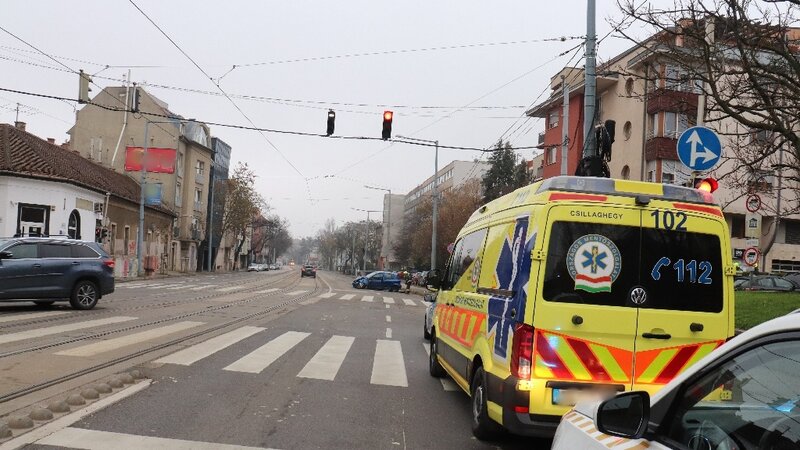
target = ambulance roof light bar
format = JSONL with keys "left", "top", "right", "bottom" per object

{"left": 537, "top": 176, "right": 715, "bottom": 205}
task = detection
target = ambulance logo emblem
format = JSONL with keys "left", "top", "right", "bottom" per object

{"left": 566, "top": 234, "right": 621, "bottom": 293}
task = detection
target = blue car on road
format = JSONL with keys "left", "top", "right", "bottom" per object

{"left": 352, "top": 271, "right": 401, "bottom": 292}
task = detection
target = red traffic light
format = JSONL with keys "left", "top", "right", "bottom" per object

{"left": 382, "top": 110, "right": 393, "bottom": 140}
{"left": 695, "top": 177, "right": 719, "bottom": 193}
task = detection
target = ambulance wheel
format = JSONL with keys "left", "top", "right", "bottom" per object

{"left": 471, "top": 367, "right": 502, "bottom": 440}
{"left": 428, "top": 334, "right": 446, "bottom": 378}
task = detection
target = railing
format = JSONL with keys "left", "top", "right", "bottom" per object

{"left": 538, "top": 132, "right": 545, "bottom": 145}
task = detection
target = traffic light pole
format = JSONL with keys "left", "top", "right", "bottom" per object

{"left": 582, "top": 0, "right": 597, "bottom": 160}
{"left": 397, "top": 135, "right": 439, "bottom": 270}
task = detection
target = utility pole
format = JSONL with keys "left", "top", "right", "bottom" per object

{"left": 561, "top": 75, "right": 570, "bottom": 175}
{"left": 582, "top": 0, "right": 597, "bottom": 160}
{"left": 137, "top": 122, "right": 150, "bottom": 277}
{"left": 352, "top": 208, "right": 380, "bottom": 274}
{"left": 396, "top": 135, "right": 439, "bottom": 270}
{"left": 15, "top": 103, "right": 20, "bottom": 122}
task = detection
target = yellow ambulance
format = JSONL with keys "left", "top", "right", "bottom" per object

{"left": 427, "top": 176, "right": 734, "bottom": 439}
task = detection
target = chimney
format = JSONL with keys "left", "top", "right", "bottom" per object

{"left": 14, "top": 121, "right": 26, "bottom": 131}
{"left": 47, "top": 138, "right": 55, "bottom": 144}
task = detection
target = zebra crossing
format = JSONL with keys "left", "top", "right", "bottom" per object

{"left": 150, "top": 327, "right": 453, "bottom": 390}
{"left": 317, "top": 292, "right": 423, "bottom": 306}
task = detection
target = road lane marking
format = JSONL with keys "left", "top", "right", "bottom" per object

{"left": 224, "top": 331, "right": 310, "bottom": 374}
{"left": 36, "top": 427, "right": 277, "bottom": 450}
{"left": 55, "top": 322, "right": 204, "bottom": 357}
{"left": 151, "top": 283, "right": 183, "bottom": 289}
{"left": 340, "top": 294, "right": 355, "bottom": 300}
{"left": 217, "top": 286, "right": 243, "bottom": 293}
{"left": 117, "top": 283, "right": 145, "bottom": 288}
{"left": 422, "top": 301, "right": 432, "bottom": 307}
{"left": 154, "top": 326, "right": 264, "bottom": 366}
{"left": 385, "top": 328, "right": 392, "bottom": 338}
{"left": 385, "top": 315, "right": 391, "bottom": 323}
{"left": 383, "top": 297, "right": 395, "bottom": 304}
{"left": 402, "top": 298, "right": 416, "bottom": 306}
{"left": 297, "top": 335, "right": 354, "bottom": 380}
{"left": 370, "top": 340, "right": 407, "bottom": 387}
{"left": 0, "top": 316, "right": 137, "bottom": 345}
{"left": 255, "top": 288, "right": 280, "bottom": 294}
{"left": 361, "top": 295, "right": 374, "bottom": 302}
{"left": 287, "top": 290, "right": 306, "bottom": 296}
{"left": 385, "top": 305, "right": 390, "bottom": 309}
{"left": 0, "top": 311, "right": 70, "bottom": 324}
{"left": 166, "top": 284, "right": 189, "bottom": 290}
{"left": 190, "top": 285, "right": 215, "bottom": 291}
{"left": 319, "top": 293, "right": 336, "bottom": 298}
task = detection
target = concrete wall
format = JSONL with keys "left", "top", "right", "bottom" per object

{"left": 104, "top": 197, "right": 174, "bottom": 278}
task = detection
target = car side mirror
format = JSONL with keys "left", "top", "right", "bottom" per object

{"left": 426, "top": 269, "right": 441, "bottom": 291}
{"left": 596, "top": 391, "right": 650, "bottom": 439}
{"left": 0, "top": 251, "right": 12, "bottom": 259}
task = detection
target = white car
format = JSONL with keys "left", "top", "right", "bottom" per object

{"left": 552, "top": 312, "right": 800, "bottom": 449}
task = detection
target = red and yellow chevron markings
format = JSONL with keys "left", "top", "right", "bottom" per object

{"left": 439, "top": 305, "right": 485, "bottom": 347}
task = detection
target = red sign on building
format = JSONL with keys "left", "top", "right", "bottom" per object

{"left": 124, "top": 147, "right": 177, "bottom": 173}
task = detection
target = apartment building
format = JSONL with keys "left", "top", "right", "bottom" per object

{"left": 68, "top": 86, "right": 214, "bottom": 272}
{"left": 403, "top": 160, "right": 491, "bottom": 215}
{"left": 527, "top": 31, "right": 800, "bottom": 272}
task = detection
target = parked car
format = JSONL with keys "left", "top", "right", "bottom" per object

{"left": 783, "top": 272, "right": 800, "bottom": 289}
{"left": 269, "top": 264, "right": 277, "bottom": 270}
{"left": 247, "top": 263, "right": 260, "bottom": 272}
{"left": 552, "top": 312, "right": 800, "bottom": 449}
{"left": 423, "top": 293, "right": 437, "bottom": 340}
{"left": 300, "top": 264, "right": 316, "bottom": 278}
{"left": 352, "top": 271, "right": 401, "bottom": 291}
{"left": 735, "top": 275, "right": 795, "bottom": 291}
{"left": 0, "top": 237, "right": 115, "bottom": 310}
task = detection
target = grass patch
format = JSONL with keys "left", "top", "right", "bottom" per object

{"left": 736, "top": 291, "right": 800, "bottom": 329}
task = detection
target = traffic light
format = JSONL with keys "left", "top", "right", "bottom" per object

{"left": 326, "top": 110, "right": 335, "bottom": 136}
{"left": 131, "top": 85, "right": 140, "bottom": 113}
{"left": 597, "top": 120, "right": 616, "bottom": 161}
{"left": 382, "top": 110, "right": 393, "bottom": 140}
{"left": 694, "top": 177, "right": 719, "bottom": 193}
{"left": 78, "top": 69, "right": 92, "bottom": 104}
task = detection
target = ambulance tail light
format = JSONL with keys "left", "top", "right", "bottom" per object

{"left": 511, "top": 323, "right": 535, "bottom": 380}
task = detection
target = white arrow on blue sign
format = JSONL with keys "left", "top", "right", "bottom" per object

{"left": 676, "top": 126, "right": 722, "bottom": 171}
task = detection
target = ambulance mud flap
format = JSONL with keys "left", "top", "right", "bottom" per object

{"left": 485, "top": 372, "right": 560, "bottom": 438}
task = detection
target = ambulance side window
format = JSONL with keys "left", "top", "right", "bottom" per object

{"left": 441, "top": 239, "right": 464, "bottom": 291}
{"left": 451, "top": 228, "right": 488, "bottom": 292}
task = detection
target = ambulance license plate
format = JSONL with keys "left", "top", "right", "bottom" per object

{"left": 551, "top": 387, "right": 616, "bottom": 406}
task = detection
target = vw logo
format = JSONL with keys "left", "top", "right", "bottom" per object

{"left": 629, "top": 287, "right": 647, "bottom": 305}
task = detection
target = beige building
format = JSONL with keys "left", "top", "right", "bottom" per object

{"left": 403, "top": 160, "right": 491, "bottom": 215}
{"left": 528, "top": 34, "right": 800, "bottom": 273}
{"left": 68, "top": 86, "right": 214, "bottom": 272}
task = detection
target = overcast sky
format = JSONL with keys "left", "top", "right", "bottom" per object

{"left": 0, "top": 1, "right": 663, "bottom": 237}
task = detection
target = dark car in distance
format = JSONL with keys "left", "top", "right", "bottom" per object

{"left": 735, "top": 275, "right": 795, "bottom": 292}
{"left": 0, "top": 237, "right": 115, "bottom": 310}
{"left": 352, "top": 271, "right": 401, "bottom": 291}
{"left": 300, "top": 264, "right": 316, "bottom": 278}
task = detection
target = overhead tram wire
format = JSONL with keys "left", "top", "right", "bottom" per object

{"left": 0, "top": 25, "right": 178, "bottom": 139}
{"left": 330, "top": 41, "right": 586, "bottom": 177}
{"left": 0, "top": 86, "right": 544, "bottom": 153}
{"left": 126, "top": 0, "right": 307, "bottom": 184}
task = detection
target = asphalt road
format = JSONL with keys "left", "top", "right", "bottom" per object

{"left": 1, "top": 270, "right": 552, "bottom": 449}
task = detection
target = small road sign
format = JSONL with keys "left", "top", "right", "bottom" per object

{"left": 743, "top": 247, "right": 760, "bottom": 267}
{"left": 746, "top": 194, "right": 762, "bottom": 213}
{"left": 677, "top": 126, "right": 723, "bottom": 171}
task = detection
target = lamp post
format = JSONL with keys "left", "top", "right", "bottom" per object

{"left": 396, "top": 135, "right": 439, "bottom": 270}
{"left": 352, "top": 207, "right": 380, "bottom": 274}
{"left": 364, "top": 184, "right": 392, "bottom": 269}
{"left": 137, "top": 119, "right": 180, "bottom": 277}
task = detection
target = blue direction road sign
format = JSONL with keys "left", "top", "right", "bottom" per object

{"left": 676, "top": 126, "right": 722, "bottom": 171}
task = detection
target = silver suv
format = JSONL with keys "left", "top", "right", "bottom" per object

{"left": 0, "top": 238, "right": 115, "bottom": 310}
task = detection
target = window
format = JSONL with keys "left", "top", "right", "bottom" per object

{"left": 664, "top": 112, "right": 676, "bottom": 138}
{"left": 110, "top": 223, "right": 117, "bottom": 255}
{"left": 196, "top": 160, "right": 205, "bottom": 177}
{"left": 649, "top": 113, "right": 659, "bottom": 138}
{"left": 621, "top": 165, "right": 630, "bottom": 180}
{"left": 785, "top": 221, "right": 800, "bottom": 245}
{"left": 123, "top": 226, "right": 130, "bottom": 256}
{"left": 41, "top": 244, "right": 71, "bottom": 258}
{"left": 176, "top": 152, "right": 184, "bottom": 177}
{"left": 194, "top": 188, "right": 203, "bottom": 210}
{"left": 730, "top": 214, "right": 745, "bottom": 239}
{"left": 449, "top": 229, "right": 487, "bottom": 291}
{"left": 547, "top": 146, "right": 557, "bottom": 165}
{"left": 623, "top": 121, "right": 632, "bottom": 140}
{"left": 661, "top": 172, "right": 675, "bottom": 184}
{"left": 771, "top": 259, "right": 800, "bottom": 272}
{"left": 68, "top": 209, "right": 81, "bottom": 239}
{"left": 175, "top": 182, "right": 182, "bottom": 207}
{"left": 648, "top": 170, "right": 655, "bottom": 182}
{"left": 625, "top": 78, "right": 634, "bottom": 96}
{"left": 71, "top": 244, "right": 98, "bottom": 258}
{"left": 8, "top": 243, "right": 37, "bottom": 259}
{"left": 548, "top": 109, "right": 559, "bottom": 129}
{"left": 774, "top": 278, "right": 793, "bottom": 290}
{"left": 663, "top": 339, "right": 800, "bottom": 449}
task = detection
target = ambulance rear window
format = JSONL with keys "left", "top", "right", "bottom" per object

{"left": 542, "top": 221, "right": 723, "bottom": 312}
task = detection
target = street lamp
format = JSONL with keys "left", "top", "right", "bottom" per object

{"left": 396, "top": 135, "right": 439, "bottom": 271}
{"left": 352, "top": 207, "right": 380, "bottom": 274}
{"left": 364, "top": 184, "right": 391, "bottom": 269}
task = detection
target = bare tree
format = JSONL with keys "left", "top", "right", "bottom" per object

{"left": 221, "top": 162, "right": 265, "bottom": 268}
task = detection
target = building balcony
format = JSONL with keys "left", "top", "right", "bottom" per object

{"left": 645, "top": 135, "right": 680, "bottom": 161}
{"left": 538, "top": 132, "right": 545, "bottom": 146}
{"left": 647, "top": 88, "right": 699, "bottom": 115}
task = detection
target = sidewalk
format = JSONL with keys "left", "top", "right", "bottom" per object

{"left": 115, "top": 270, "right": 240, "bottom": 283}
